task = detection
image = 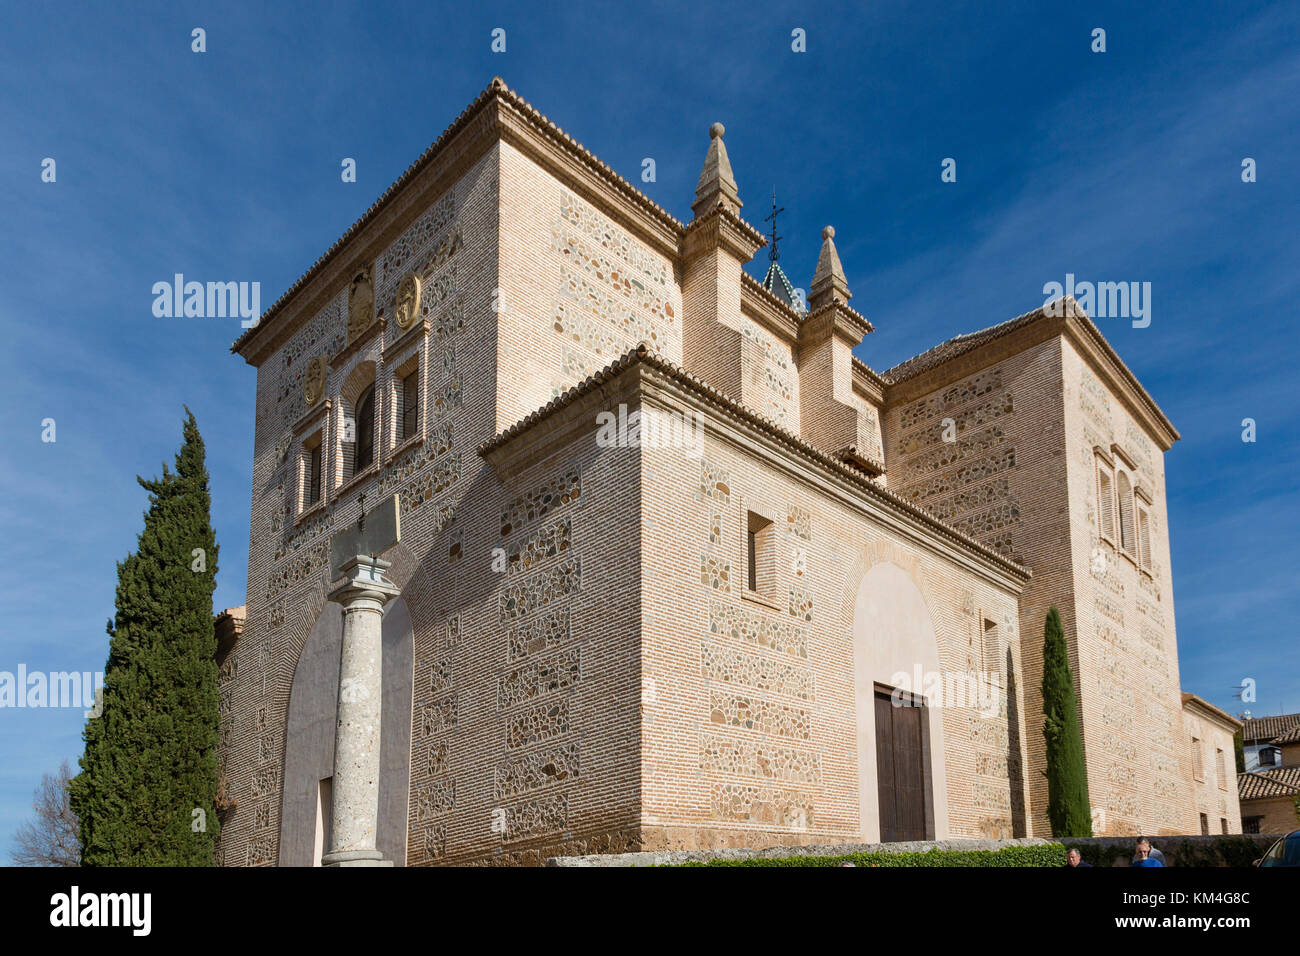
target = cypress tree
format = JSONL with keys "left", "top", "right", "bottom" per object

{"left": 1041, "top": 606, "right": 1092, "bottom": 836}
{"left": 70, "top": 409, "right": 221, "bottom": 865}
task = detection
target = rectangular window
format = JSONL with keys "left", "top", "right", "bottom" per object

{"left": 1191, "top": 736, "right": 1204, "bottom": 781}
{"left": 1199, "top": 813, "right": 1209, "bottom": 836}
{"left": 1243, "top": 816, "right": 1262, "bottom": 834}
{"left": 1096, "top": 463, "right": 1115, "bottom": 541}
{"left": 746, "top": 512, "right": 775, "bottom": 598}
{"left": 308, "top": 442, "right": 322, "bottom": 505}
{"left": 1216, "top": 747, "right": 1227, "bottom": 791}
{"left": 1221, "top": 818, "right": 1229, "bottom": 835}
{"left": 982, "top": 618, "right": 999, "bottom": 673}
{"left": 1138, "top": 508, "right": 1152, "bottom": 571}
{"left": 400, "top": 368, "right": 419, "bottom": 441}
{"left": 1261, "top": 747, "right": 1277, "bottom": 766}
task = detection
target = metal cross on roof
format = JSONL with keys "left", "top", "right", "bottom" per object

{"left": 764, "top": 187, "right": 784, "bottom": 264}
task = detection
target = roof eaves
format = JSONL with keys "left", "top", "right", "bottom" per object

{"left": 480, "top": 345, "right": 1031, "bottom": 582}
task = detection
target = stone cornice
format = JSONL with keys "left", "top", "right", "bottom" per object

{"left": 1063, "top": 310, "right": 1180, "bottom": 449}
{"left": 384, "top": 317, "right": 432, "bottom": 362}
{"left": 1181, "top": 692, "right": 1244, "bottom": 732}
{"left": 330, "top": 320, "right": 382, "bottom": 369}
{"left": 234, "top": 77, "right": 688, "bottom": 366}
{"left": 883, "top": 301, "right": 1179, "bottom": 451}
{"left": 495, "top": 95, "right": 683, "bottom": 261}
{"left": 851, "top": 356, "right": 889, "bottom": 404}
{"left": 681, "top": 204, "right": 765, "bottom": 264}
{"left": 799, "top": 301, "right": 873, "bottom": 347}
{"left": 293, "top": 397, "right": 331, "bottom": 438}
{"left": 739, "top": 273, "right": 801, "bottom": 342}
{"left": 480, "top": 346, "right": 1031, "bottom": 586}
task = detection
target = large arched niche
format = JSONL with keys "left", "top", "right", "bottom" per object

{"left": 278, "top": 594, "right": 413, "bottom": 866}
{"left": 850, "top": 561, "right": 950, "bottom": 842}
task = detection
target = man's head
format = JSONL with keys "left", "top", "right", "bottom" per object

{"left": 1134, "top": 837, "right": 1151, "bottom": 859}
{"left": 1067, "top": 848, "right": 1083, "bottom": 866}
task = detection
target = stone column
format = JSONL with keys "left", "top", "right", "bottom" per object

{"left": 321, "top": 555, "right": 400, "bottom": 867}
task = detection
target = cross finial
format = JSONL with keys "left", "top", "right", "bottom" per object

{"left": 763, "top": 187, "right": 784, "bottom": 264}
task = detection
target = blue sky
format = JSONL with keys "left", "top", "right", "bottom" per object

{"left": 1, "top": 1, "right": 1296, "bottom": 857}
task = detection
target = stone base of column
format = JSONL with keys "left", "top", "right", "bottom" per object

{"left": 322, "top": 848, "right": 393, "bottom": 867}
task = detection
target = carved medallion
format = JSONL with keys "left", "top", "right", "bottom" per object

{"left": 394, "top": 272, "right": 422, "bottom": 331}
{"left": 347, "top": 268, "right": 374, "bottom": 342}
{"left": 304, "top": 355, "right": 327, "bottom": 406}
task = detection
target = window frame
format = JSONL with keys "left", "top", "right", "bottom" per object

{"left": 1095, "top": 456, "right": 1116, "bottom": 544}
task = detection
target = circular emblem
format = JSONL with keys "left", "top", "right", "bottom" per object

{"left": 394, "top": 272, "right": 422, "bottom": 331}
{"left": 304, "top": 355, "right": 326, "bottom": 406}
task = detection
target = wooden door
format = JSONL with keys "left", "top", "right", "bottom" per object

{"left": 875, "top": 688, "right": 928, "bottom": 842}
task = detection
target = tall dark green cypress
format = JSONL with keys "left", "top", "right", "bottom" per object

{"left": 70, "top": 410, "right": 220, "bottom": 865}
{"left": 1041, "top": 606, "right": 1092, "bottom": 837}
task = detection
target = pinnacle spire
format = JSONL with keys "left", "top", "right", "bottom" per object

{"left": 691, "top": 122, "right": 741, "bottom": 218}
{"left": 809, "top": 225, "right": 851, "bottom": 309}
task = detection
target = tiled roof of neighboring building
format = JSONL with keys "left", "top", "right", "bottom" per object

{"left": 1239, "top": 767, "right": 1300, "bottom": 801}
{"left": 1242, "top": 713, "right": 1300, "bottom": 744}
{"left": 1270, "top": 723, "right": 1300, "bottom": 745}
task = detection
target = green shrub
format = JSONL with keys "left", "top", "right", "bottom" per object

{"left": 674, "top": 844, "right": 1067, "bottom": 867}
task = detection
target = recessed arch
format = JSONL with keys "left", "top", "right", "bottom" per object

{"left": 278, "top": 593, "right": 413, "bottom": 866}
{"left": 851, "top": 561, "right": 949, "bottom": 841}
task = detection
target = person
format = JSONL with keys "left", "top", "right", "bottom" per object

{"left": 1066, "top": 848, "right": 1092, "bottom": 867}
{"left": 1130, "top": 837, "right": 1164, "bottom": 867}
{"left": 1148, "top": 842, "right": 1168, "bottom": 866}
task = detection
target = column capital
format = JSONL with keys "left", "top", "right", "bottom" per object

{"left": 329, "top": 555, "right": 401, "bottom": 607}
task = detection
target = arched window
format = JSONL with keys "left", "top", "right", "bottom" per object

{"left": 354, "top": 384, "right": 375, "bottom": 473}
{"left": 1117, "top": 471, "right": 1135, "bottom": 554}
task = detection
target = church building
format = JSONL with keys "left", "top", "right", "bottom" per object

{"left": 217, "top": 78, "right": 1237, "bottom": 865}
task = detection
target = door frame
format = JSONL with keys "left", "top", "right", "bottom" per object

{"left": 873, "top": 681, "right": 936, "bottom": 842}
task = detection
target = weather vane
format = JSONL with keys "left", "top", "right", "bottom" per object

{"left": 764, "top": 187, "right": 784, "bottom": 264}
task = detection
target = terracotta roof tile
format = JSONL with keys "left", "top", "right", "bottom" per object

{"left": 1242, "top": 713, "right": 1300, "bottom": 743}
{"left": 1239, "top": 767, "right": 1300, "bottom": 801}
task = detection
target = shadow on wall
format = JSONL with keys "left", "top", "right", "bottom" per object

{"left": 278, "top": 596, "right": 414, "bottom": 866}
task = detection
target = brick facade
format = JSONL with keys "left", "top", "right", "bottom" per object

{"left": 218, "top": 79, "right": 1223, "bottom": 865}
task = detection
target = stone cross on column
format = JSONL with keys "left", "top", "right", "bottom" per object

{"left": 321, "top": 493, "right": 401, "bottom": 867}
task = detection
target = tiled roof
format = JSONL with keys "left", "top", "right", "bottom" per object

{"left": 1271, "top": 723, "right": 1300, "bottom": 745}
{"left": 479, "top": 344, "right": 1030, "bottom": 581}
{"left": 760, "top": 261, "right": 804, "bottom": 313}
{"left": 882, "top": 307, "right": 1045, "bottom": 383}
{"left": 233, "top": 77, "right": 685, "bottom": 356}
{"left": 1239, "top": 767, "right": 1300, "bottom": 801}
{"left": 1242, "top": 713, "right": 1300, "bottom": 744}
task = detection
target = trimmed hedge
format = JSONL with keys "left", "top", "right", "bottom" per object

{"left": 1065, "top": 836, "right": 1266, "bottom": 869}
{"left": 675, "top": 844, "right": 1067, "bottom": 867}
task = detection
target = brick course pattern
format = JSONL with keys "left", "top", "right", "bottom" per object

{"left": 218, "top": 79, "right": 1222, "bottom": 865}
